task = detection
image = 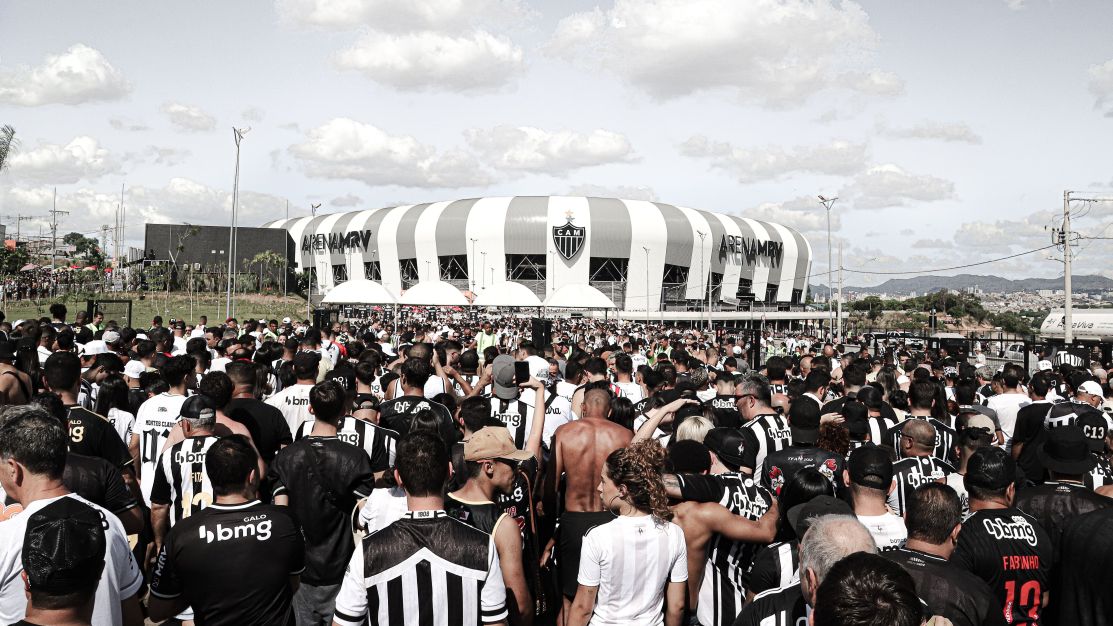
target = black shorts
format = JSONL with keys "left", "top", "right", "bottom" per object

{"left": 558, "top": 510, "right": 613, "bottom": 598}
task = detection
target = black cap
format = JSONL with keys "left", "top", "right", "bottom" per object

{"left": 180, "top": 394, "right": 217, "bottom": 422}
{"left": 789, "top": 398, "right": 821, "bottom": 443}
{"left": 294, "top": 351, "right": 321, "bottom": 370}
{"left": 1077, "top": 411, "right": 1109, "bottom": 453}
{"left": 1045, "top": 402, "right": 1084, "bottom": 430}
{"left": 1038, "top": 425, "right": 1097, "bottom": 475}
{"left": 841, "top": 401, "right": 867, "bottom": 422}
{"left": 704, "top": 427, "right": 746, "bottom": 470}
{"left": 666, "top": 440, "right": 712, "bottom": 474}
{"left": 965, "top": 446, "right": 1016, "bottom": 491}
{"left": 22, "top": 497, "right": 106, "bottom": 594}
{"left": 847, "top": 445, "right": 893, "bottom": 490}
{"left": 787, "top": 495, "right": 853, "bottom": 537}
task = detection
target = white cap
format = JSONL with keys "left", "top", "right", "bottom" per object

{"left": 135, "top": 333, "right": 148, "bottom": 341}
{"left": 732, "top": 346, "right": 742, "bottom": 355}
{"left": 282, "top": 317, "right": 291, "bottom": 324}
{"left": 82, "top": 340, "right": 108, "bottom": 356}
{"left": 1037, "top": 360, "right": 1053, "bottom": 371}
{"left": 1079, "top": 380, "right": 1104, "bottom": 397}
{"left": 124, "top": 361, "right": 145, "bottom": 379}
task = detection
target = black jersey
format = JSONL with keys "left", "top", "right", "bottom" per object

{"left": 705, "top": 395, "right": 742, "bottom": 428}
{"left": 149, "top": 501, "right": 304, "bottom": 626}
{"left": 266, "top": 436, "right": 376, "bottom": 585}
{"left": 739, "top": 412, "right": 792, "bottom": 473}
{"left": 677, "top": 472, "right": 773, "bottom": 626}
{"left": 769, "top": 382, "right": 789, "bottom": 397}
{"left": 884, "top": 548, "right": 1007, "bottom": 626}
{"left": 225, "top": 397, "right": 294, "bottom": 463}
{"left": 295, "top": 416, "right": 398, "bottom": 473}
{"left": 760, "top": 445, "right": 843, "bottom": 496}
{"left": 1014, "top": 481, "right": 1113, "bottom": 557}
{"left": 887, "top": 416, "right": 957, "bottom": 465}
{"left": 445, "top": 493, "right": 506, "bottom": 535}
{"left": 744, "top": 540, "right": 799, "bottom": 597}
{"left": 1012, "top": 402, "right": 1051, "bottom": 484}
{"left": 151, "top": 435, "right": 220, "bottom": 525}
{"left": 63, "top": 452, "right": 138, "bottom": 516}
{"left": 888, "top": 456, "right": 955, "bottom": 516}
{"left": 1054, "top": 507, "right": 1113, "bottom": 626}
{"left": 379, "top": 394, "right": 459, "bottom": 445}
{"left": 732, "top": 583, "right": 807, "bottom": 626}
{"left": 65, "top": 405, "right": 132, "bottom": 469}
{"left": 952, "top": 508, "right": 1052, "bottom": 626}
{"left": 1084, "top": 454, "right": 1113, "bottom": 489}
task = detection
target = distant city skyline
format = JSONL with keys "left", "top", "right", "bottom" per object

{"left": 1, "top": 0, "right": 1111, "bottom": 286}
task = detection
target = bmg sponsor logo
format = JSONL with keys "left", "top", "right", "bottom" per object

{"left": 198, "top": 518, "right": 272, "bottom": 543}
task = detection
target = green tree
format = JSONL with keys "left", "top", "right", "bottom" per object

{"left": 62, "top": 232, "right": 105, "bottom": 268}
{"left": 0, "top": 246, "right": 29, "bottom": 275}
{"left": 250, "top": 250, "right": 285, "bottom": 290}
{"left": 0, "top": 125, "right": 16, "bottom": 172}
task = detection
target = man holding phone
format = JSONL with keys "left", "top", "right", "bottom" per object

{"left": 488, "top": 355, "right": 570, "bottom": 452}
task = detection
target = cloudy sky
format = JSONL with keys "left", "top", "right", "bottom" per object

{"left": 1, "top": 0, "right": 1112, "bottom": 286}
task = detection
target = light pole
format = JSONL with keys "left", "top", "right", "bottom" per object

{"left": 480, "top": 252, "right": 487, "bottom": 289}
{"left": 425, "top": 260, "right": 432, "bottom": 282}
{"left": 469, "top": 238, "right": 478, "bottom": 292}
{"left": 225, "top": 126, "right": 250, "bottom": 320}
{"left": 643, "top": 246, "right": 651, "bottom": 327}
{"left": 818, "top": 195, "right": 837, "bottom": 340}
{"left": 696, "top": 230, "right": 708, "bottom": 331}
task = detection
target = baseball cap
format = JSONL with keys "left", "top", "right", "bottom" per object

{"left": 962, "top": 412, "right": 997, "bottom": 433}
{"left": 282, "top": 317, "right": 291, "bottom": 324}
{"left": 732, "top": 346, "right": 742, "bottom": 355}
{"left": 1037, "top": 360, "right": 1053, "bottom": 372}
{"left": 789, "top": 398, "right": 821, "bottom": 443}
{"left": 1076, "top": 410, "right": 1109, "bottom": 453}
{"left": 1078, "top": 381, "right": 1104, "bottom": 397}
{"left": 463, "top": 427, "right": 533, "bottom": 462}
{"left": 965, "top": 446, "right": 1015, "bottom": 491}
{"left": 82, "top": 340, "right": 108, "bottom": 356}
{"left": 703, "top": 427, "right": 746, "bottom": 470}
{"left": 101, "top": 330, "right": 120, "bottom": 345}
{"left": 491, "top": 355, "right": 518, "bottom": 401}
{"left": 847, "top": 445, "right": 893, "bottom": 490}
{"left": 1038, "top": 425, "right": 1096, "bottom": 475}
{"left": 667, "top": 440, "right": 712, "bottom": 474}
{"left": 787, "top": 495, "right": 853, "bottom": 538}
{"left": 1045, "top": 402, "right": 1083, "bottom": 430}
{"left": 180, "top": 395, "right": 217, "bottom": 422}
{"left": 22, "top": 497, "right": 106, "bottom": 594}
{"left": 124, "top": 360, "right": 145, "bottom": 379}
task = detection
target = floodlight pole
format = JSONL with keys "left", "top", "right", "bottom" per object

{"left": 643, "top": 246, "right": 651, "bottom": 327}
{"left": 225, "top": 127, "right": 249, "bottom": 320}
{"left": 818, "top": 195, "right": 838, "bottom": 340}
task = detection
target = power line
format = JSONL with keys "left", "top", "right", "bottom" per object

{"left": 841, "top": 244, "right": 1058, "bottom": 276}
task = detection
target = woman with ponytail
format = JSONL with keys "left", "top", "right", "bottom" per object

{"left": 567, "top": 439, "right": 687, "bottom": 626}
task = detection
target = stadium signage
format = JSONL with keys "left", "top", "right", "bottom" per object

{"left": 719, "top": 234, "right": 783, "bottom": 267}
{"left": 302, "top": 230, "right": 374, "bottom": 253}
{"left": 553, "top": 219, "right": 586, "bottom": 261}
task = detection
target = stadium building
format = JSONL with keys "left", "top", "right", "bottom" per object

{"left": 263, "top": 196, "right": 815, "bottom": 319}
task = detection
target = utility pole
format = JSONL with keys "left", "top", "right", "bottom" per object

{"left": 13, "top": 215, "right": 32, "bottom": 242}
{"left": 819, "top": 195, "right": 838, "bottom": 340}
{"left": 642, "top": 246, "right": 651, "bottom": 327}
{"left": 1063, "top": 190, "right": 1073, "bottom": 345}
{"left": 697, "top": 230, "right": 708, "bottom": 332}
{"left": 48, "top": 188, "right": 69, "bottom": 295}
{"left": 225, "top": 127, "right": 249, "bottom": 320}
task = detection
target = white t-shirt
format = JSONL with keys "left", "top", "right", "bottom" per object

{"left": 0, "top": 493, "right": 143, "bottom": 626}
{"left": 265, "top": 383, "right": 314, "bottom": 433}
{"left": 614, "top": 381, "right": 645, "bottom": 404}
{"left": 986, "top": 392, "right": 1031, "bottom": 447}
{"left": 358, "top": 486, "right": 408, "bottom": 533}
{"left": 856, "top": 513, "right": 908, "bottom": 552}
{"left": 945, "top": 473, "right": 971, "bottom": 518}
{"left": 106, "top": 407, "right": 135, "bottom": 444}
{"left": 577, "top": 514, "right": 687, "bottom": 626}
{"left": 209, "top": 356, "right": 231, "bottom": 373}
{"left": 133, "top": 392, "right": 188, "bottom": 506}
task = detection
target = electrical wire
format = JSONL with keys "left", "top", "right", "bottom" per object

{"left": 841, "top": 244, "right": 1058, "bottom": 276}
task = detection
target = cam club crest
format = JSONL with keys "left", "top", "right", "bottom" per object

{"left": 553, "top": 212, "right": 586, "bottom": 261}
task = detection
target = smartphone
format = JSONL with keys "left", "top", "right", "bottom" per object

{"left": 514, "top": 361, "right": 530, "bottom": 386}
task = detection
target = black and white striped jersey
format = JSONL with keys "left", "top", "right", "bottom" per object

{"left": 888, "top": 455, "right": 955, "bottom": 516}
{"left": 744, "top": 541, "right": 799, "bottom": 597}
{"left": 1086, "top": 454, "right": 1113, "bottom": 489}
{"left": 732, "top": 583, "right": 807, "bottom": 626}
{"left": 739, "top": 413, "right": 792, "bottom": 473}
{"left": 150, "top": 435, "right": 220, "bottom": 526}
{"left": 295, "top": 416, "right": 398, "bottom": 473}
{"left": 887, "top": 416, "right": 957, "bottom": 465}
{"left": 488, "top": 393, "right": 570, "bottom": 451}
{"left": 333, "top": 510, "right": 507, "bottom": 626}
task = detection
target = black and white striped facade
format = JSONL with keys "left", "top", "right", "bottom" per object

{"left": 263, "top": 196, "right": 812, "bottom": 312}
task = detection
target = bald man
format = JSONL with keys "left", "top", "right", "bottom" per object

{"left": 545, "top": 387, "right": 632, "bottom": 615}
{"left": 889, "top": 419, "right": 955, "bottom": 516}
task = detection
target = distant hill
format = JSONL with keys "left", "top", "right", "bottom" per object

{"left": 811, "top": 273, "right": 1113, "bottom": 296}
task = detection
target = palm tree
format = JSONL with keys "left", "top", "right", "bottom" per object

{"left": 0, "top": 126, "right": 16, "bottom": 172}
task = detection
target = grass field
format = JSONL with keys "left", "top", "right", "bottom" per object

{"left": 2, "top": 291, "right": 311, "bottom": 327}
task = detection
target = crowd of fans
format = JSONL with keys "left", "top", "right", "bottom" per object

{"left": 0, "top": 301, "right": 1110, "bottom": 625}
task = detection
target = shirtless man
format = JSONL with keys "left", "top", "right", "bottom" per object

{"left": 544, "top": 387, "right": 632, "bottom": 618}
{"left": 0, "top": 342, "right": 32, "bottom": 406}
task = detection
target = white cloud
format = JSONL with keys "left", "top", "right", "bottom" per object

{"left": 6, "top": 136, "right": 119, "bottom": 184}
{"left": 680, "top": 136, "right": 868, "bottom": 183}
{"left": 953, "top": 209, "right": 1055, "bottom": 251}
{"left": 242, "top": 107, "right": 265, "bottom": 122}
{"left": 546, "top": 0, "right": 893, "bottom": 106}
{"left": 744, "top": 195, "right": 841, "bottom": 234}
{"left": 878, "top": 119, "right": 983, "bottom": 144}
{"left": 108, "top": 118, "right": 148, "bottom": 132}
{"left": 911, "top": 238, "right": 954, "bottom": 249}
{"left": 142, "top": 146, "right": 192, "bottom": 167}
{"left": 842, "top": 164, "right": 954, "bottom": 209}
{"left": 276, "top": 0, "right": 530, "bottom": 31}
{"left": 0, "top": 44, "right": 130, "bottom": 106}
{"left": 334, "top": 30, "right": 523, "bottom": 92}
{"left": 331, "top": 193, "right": 363, "bottom": 207}
{"left": 1088, "top": 58, "right": 1113, "bottom": 117}
{"left": 161, "top": 102, "right": 217, "bottom": 132}
{"left": 564, "top": 184, "right": 657, "bottom": 201}
{"left": 289, "top": 117, "right": 491, "bottom": 188}
{"left": 465, "top": 126, "right": 635, "bottom": 175}
{"left": 1004, "top": 0, "right": 1026, "bottom": 10}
